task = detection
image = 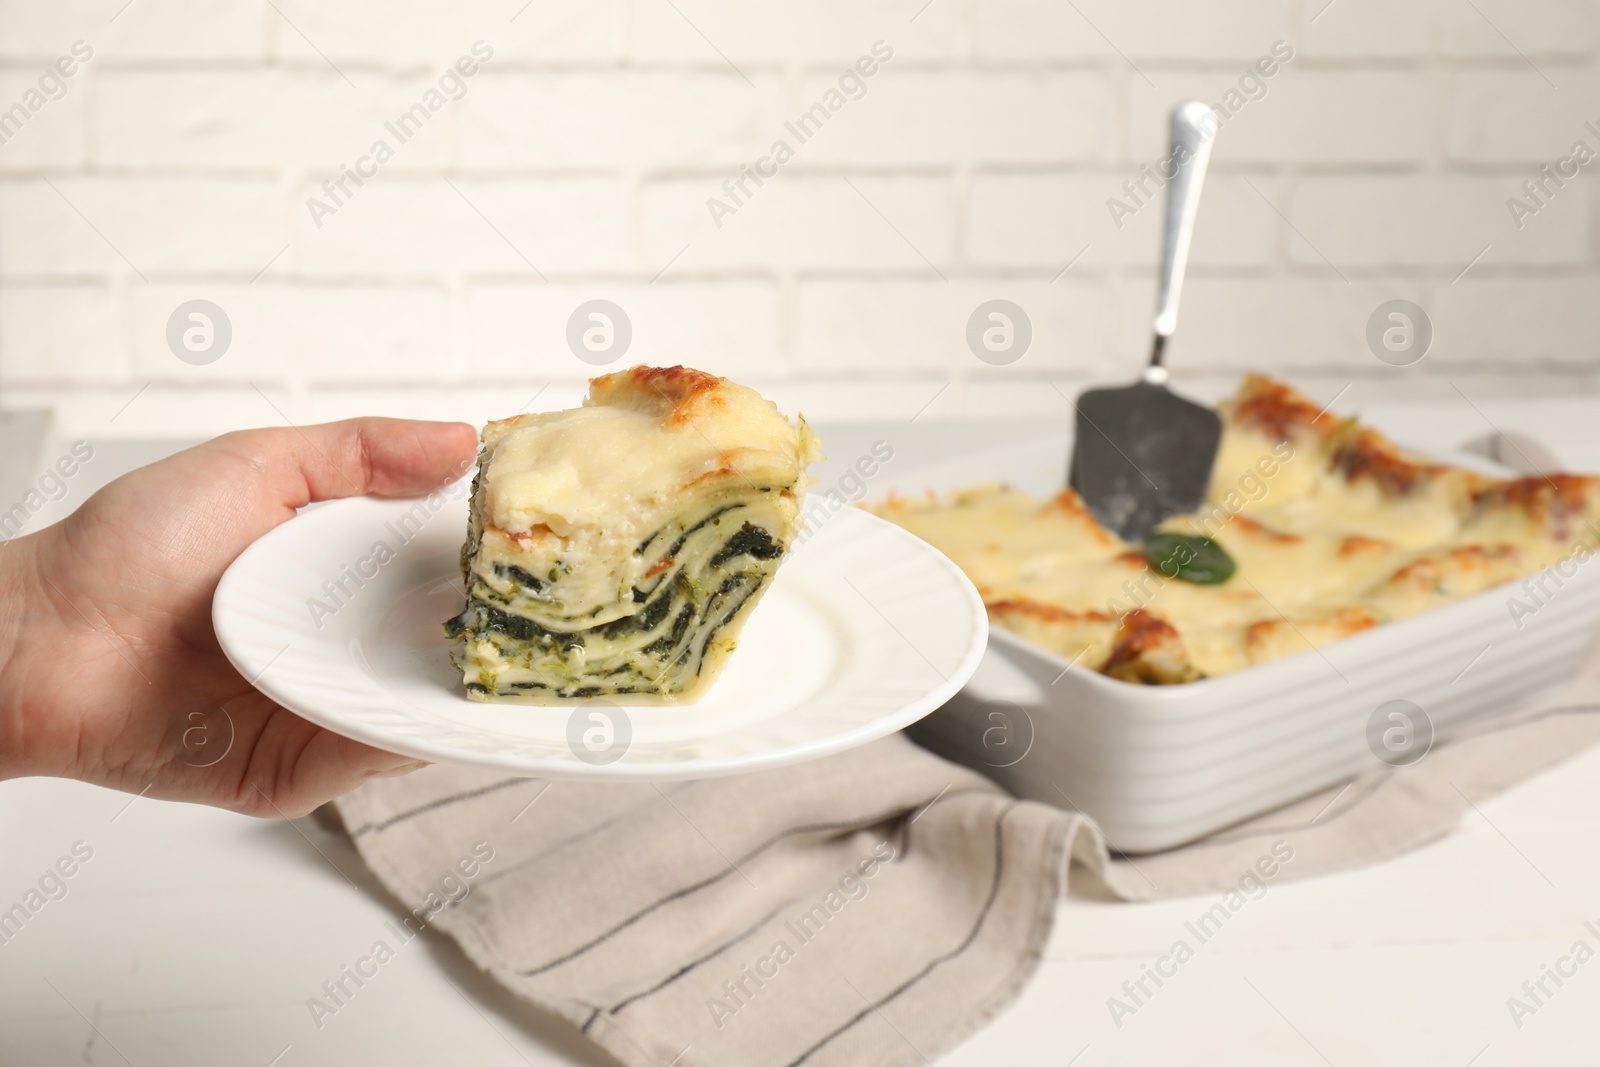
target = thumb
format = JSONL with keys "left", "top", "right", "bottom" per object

{"left": 229, "top": 417, "right": 479, "bottom": 507}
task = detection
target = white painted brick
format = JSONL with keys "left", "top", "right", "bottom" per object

{"left": 640, "top": 175, "right": 953, "bottom": 272}
{"left": 0, "top": 1, "right": 264, "bottom": 60}
{"left": 1300, "top": 0, "right": 1597, "bottom": 59}
{"left": 0, "top": 182, "right": 124, "bottom": 277}
{"left": 771, "top": 378, "right": 958, "bottom": 423}
{"left": 128, "top": 284, "right": 450, "bottom": 383}
{"left": 1289, "top": 175, "right": 1586, "bottom": 269}
{"left": 0, "top": 285, "right": 120, "bottom": 383}
{"left": 979, "top": 0, "right": 1289, "bottom": 62}
{"left": 0, "top": 69, "right": 87, "bottom": 170}
{"left": 92, "top": 71, "right": 451, "bottom": 171}
{"left": 1107, "top": 0, "right": 1291, "bottom": 62}
{"left": 0, "top": 2, "right": 106, "bottom": 57}
{"left": 967, "top": 172, "right": 1279, "bottom": 268}
{"left": 1128, "top": 68, "right": 1438, "bottom": 165}
{"left": 975, "top": 0, "right": 1115, "bottom": 61}
{"left": 794, "top": 279, "right": 1111, "bottom": 376}
{"left": 628, "top": 0, "right": 968, "bottom": 63}
{"left": 103, "top": 0, "right": 266, "bottom": 60}
{"left": 294, "top": 178, "right": 630, "bottom": 277}
{"left": 458, "top": 71, "right": 783, "bottom": 169}
{"left": 791, "top": 71, "right": 1110, "bottom": 166}
{"left": 1112, "top": 276, "right": 1431, "bottom": 369}
{"left": 467, "top": 281, "right": 781, "bottom": 381}
{"left": 1448, "top": 71, "right": 1600, "bottom": 164}
{"left": 0, "top": 178, "right": 284, "bottom": 278}
{"left": 267, "top": 0, "right": 616, "bottom": 65}
{"left": 1431, "top": 278, "right": 1600, "bottom": 365}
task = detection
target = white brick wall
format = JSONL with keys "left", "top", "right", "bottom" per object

{"left": 1297, "top": 0, "right": 1597, "bottom": 59}
{"left": 469, "top": 281, "right": 782, "bottom": 379}
{"left": 0, "top": 0, "right": 1596, "bottom": 438}
{"left": 1290, "top": 175, "right": 1588, "bottom": 267}
{"left": 0, "top": 178, "right": 286, "bottom": 275}
{"left": 127, "top": 283, "right": 452, "bottom": 382}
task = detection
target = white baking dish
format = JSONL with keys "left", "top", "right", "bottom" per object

{"left": 877, "top": 432, "right": 1600, "bottom": 853}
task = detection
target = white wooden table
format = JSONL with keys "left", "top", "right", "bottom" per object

{"left": 6, "top": 399, "right": 1600, "bottom": 1067}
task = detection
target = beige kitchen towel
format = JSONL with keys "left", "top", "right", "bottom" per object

{"left": 331, "top": 638, "right": 1600, "bottom": 1067}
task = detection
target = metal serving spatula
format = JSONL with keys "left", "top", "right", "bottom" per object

{"left": 1069, "top": 101, "right": 1222, "bottom": 542}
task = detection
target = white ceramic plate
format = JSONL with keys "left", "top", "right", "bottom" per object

{"left": 211, "top": 489, "right": 987, "bottom": 780}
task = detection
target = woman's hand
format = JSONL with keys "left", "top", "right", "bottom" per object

{"left": 0, "top": 418, "right": 478, "bottom": 818}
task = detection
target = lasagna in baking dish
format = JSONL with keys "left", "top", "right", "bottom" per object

{"left": 874, "top": 375, "right": 1600, "bottom": 685}
{"left": 446, "top": 366, "right": 820, "bottom": 702}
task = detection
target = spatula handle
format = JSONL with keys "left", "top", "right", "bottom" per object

{"left": 1149, "top": 101, "right": 1217, "bottom": 376}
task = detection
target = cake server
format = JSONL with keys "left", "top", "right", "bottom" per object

{"left": 1069, "top": 101, "right": 1222, "bottom": 542}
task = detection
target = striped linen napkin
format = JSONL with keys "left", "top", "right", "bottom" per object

{"left": 332, "top": 642, "right": 1600, "bottom": 1067}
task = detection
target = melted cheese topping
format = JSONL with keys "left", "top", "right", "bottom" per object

{"left": 449, "top": 366, "right": 822, "bottom": 703}
{"left": 475, "top": 369, "right": 820, "bottom": 621}
{"left": 482, "top": 374, "right": 814, "bottom": 538}
{"left": 875, "top": 375, "right": 1600, "bottom": 684}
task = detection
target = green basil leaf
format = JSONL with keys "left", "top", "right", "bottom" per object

{"left": 1143, "top": 532, "right": 1237, "bottom": 585}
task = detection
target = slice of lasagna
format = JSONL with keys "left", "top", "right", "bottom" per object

{"left": 446, "top": 366, "right": 821, "bottom": 703}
